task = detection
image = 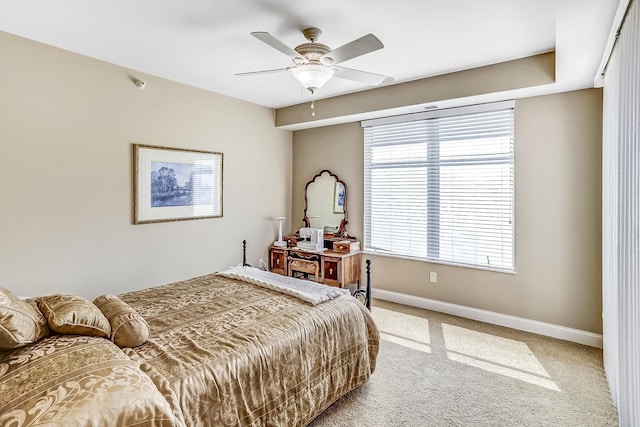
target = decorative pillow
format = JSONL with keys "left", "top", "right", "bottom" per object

{"left": 0, "top": 288, "right": 50, "bottom": 348}
{"left": 37, "top": 294, "right": 111, "bottom": 338}
{"left": 93, "top": 294, "right": 149, "bottom": 348}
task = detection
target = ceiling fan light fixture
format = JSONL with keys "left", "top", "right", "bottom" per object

{"left": 291, "top": 64, "right": 334, "bottom": 94}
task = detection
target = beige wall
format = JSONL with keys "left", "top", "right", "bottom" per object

{"left": 291, "top": 123, "right": 364, "bottom": 235}
{"left": 293, "top": 89, "right": 603, "bottom": 333}
{"left": 277, "top": 53, "right": 555, "bottom": 129}
{"left": 0, "top": 32, "right": 292, "bottom": 299}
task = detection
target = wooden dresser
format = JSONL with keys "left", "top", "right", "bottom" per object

{"left": 269, "top": 244, "right": 361, "bottom": 289}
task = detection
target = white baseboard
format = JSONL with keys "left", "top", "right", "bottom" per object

{"left": 372, "top": 289, "right": 603, "bottom": 348}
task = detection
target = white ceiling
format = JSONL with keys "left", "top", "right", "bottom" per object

{"left": 0, "top": 0, "right": 620, "bottom": 109}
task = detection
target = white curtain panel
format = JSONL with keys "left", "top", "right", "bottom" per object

{"left": 602, "top": 0, "right": 640, "bottom": 424}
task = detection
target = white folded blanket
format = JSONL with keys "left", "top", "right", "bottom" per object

{"left": 216, "top": 265, "right": 350, "bottom": 305}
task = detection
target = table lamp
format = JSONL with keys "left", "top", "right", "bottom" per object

{"left": 274, "top": 217, "right": 287, "bottom": 247}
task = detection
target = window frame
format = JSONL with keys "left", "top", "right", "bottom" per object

{"left": 362, "top": 101, "right": 516, "bottom": 273}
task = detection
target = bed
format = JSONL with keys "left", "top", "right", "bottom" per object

{"left": 0, "top": 248, "right": 378, "bottom": 426}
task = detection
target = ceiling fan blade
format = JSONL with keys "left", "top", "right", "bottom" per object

{"left": 320, "top": 34, "right": 383, "bottom": 65}
{"left": 250, "top": 32, "right": 305, "bottom": 62}
{"left": 235, "top": 67, "right": 292, "bottom": 77}
{"left": 333, "top": 66, "right": 389, "bottom": 86}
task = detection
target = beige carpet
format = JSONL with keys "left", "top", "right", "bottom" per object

{"left": 310, "top": 299, "right": 618, "bottom": 427}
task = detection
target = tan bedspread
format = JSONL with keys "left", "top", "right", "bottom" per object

{"left": 120, "top": 273, "right": 379, "bottom": 427}
{"left": 0, "top": 335, "right": 176, "bottom": 426}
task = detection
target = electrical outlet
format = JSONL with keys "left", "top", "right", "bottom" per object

{"left": 429, "top": 272, "right": 438, "bottom": 283}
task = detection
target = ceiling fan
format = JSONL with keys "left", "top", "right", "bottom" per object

{"left": 236, "top": 27, "right": 391, "bottom": 94}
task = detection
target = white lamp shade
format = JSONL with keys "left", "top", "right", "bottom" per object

{"left": 291, "top": 64, "right": 334, "bottom": 93}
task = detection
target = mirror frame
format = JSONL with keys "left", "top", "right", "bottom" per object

{"left": 302, "top": 169, "right": 350, "bottom": 238}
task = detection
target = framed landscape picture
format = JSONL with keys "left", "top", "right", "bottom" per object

{"left": 333, "top": 181, "right": 345, "bottom": 214}
{"left": 133, "top": 144, "right": 223, "bottom": 224}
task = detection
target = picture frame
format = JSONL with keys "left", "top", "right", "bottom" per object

{"left": 333, "top": 181, "right": 345, "bottom": 214}
{"left": 133, "top": 144, "right": 223, "bottom": 224}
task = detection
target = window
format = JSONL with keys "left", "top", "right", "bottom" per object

{"left": 363, "top": 101, "right": 515, "bottom": 272}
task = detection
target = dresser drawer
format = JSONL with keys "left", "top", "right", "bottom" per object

{"left": 323, "top": 257, "right": 341, "bottom": 287}
{"left": 332, "top": 240, "right": 360, "bottom": 253}
{"left": 270, "top": 249, "right": 286, "bottom": 275}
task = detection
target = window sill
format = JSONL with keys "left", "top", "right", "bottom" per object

{"left": 362, "top": 250, "right": 516, "bottom": 275}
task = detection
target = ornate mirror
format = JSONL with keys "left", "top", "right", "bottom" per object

{"left": 302, "top": 169, "right": 350, "bottom": 238}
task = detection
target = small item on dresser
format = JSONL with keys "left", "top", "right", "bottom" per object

{"left": 323, "top": 225, "right": 338, "bottom": 234}
{"left": 332, "top": 240, "right": 360, "bottom": 253}
{"left": 273, "top": 216, "right": 287, "bottom": 247}
{"left": 297, "top": 227, "right": 324, "bottom": 252}
{"left": 285, "top": 235, "right": 299, "bottom": 247}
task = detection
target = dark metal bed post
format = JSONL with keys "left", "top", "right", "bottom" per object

{"left": 365, "top": 259, "right": 372, "bottom": 310}
{"left": 242, "top": 240, "right": 250, "bottom": 267}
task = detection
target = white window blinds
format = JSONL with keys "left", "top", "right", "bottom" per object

{"left": 363, "top": 102, "right": 515, "bottom": 272}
